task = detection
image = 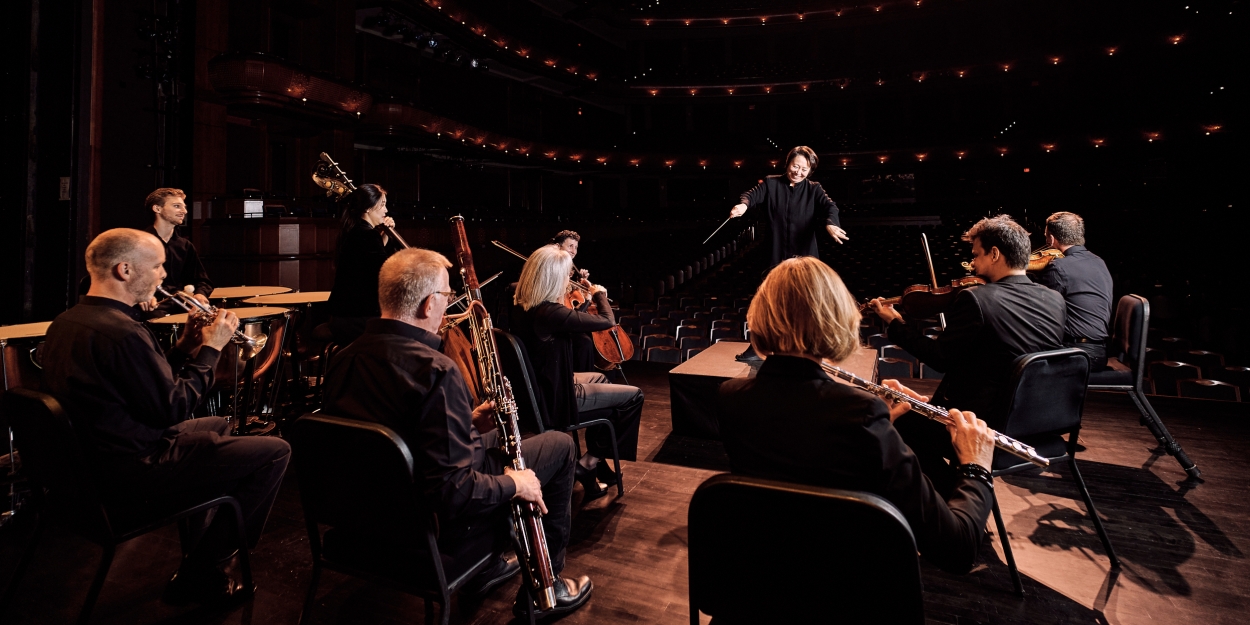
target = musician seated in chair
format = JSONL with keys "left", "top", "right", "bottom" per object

{"left": 717, "top": 257, "right": 996, "bottom": 574}
{"left": 552, "top": 230, "right": 596, "bottom": 373}
{"left": 42, "top": 228, "right": 291, "bottom": 605}
{"left": 322, "top": 248, "right": 594, "bottom": 619}
{"left": 868, "top": 215, "right": 1064, "bottom": 495}
{"left": 511, "top": 245, "right": 644, "bottom": 500}
{"left": 1031, "top": 211, "right": 1113, "bottom": 370}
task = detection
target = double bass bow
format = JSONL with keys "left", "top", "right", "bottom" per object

{"left": 490, "top": 240, "right": 635, "bottom": 370}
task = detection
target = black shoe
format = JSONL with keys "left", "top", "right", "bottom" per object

{"left": 462, "top": 552, "right": 520, "bottom": 596}
{"left": 513, "top": 575, "right": 594, "bottom": 619}
{"left": 575, "top": 463, "right": 607, "bottom": 501}
{"left": 163, "top": 563, "right": 253, "bottom": 606}
{"left": 595, "top": 462, "right": 619, "bottom": 487}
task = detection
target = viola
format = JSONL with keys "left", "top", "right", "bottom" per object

{"left": 861, "top": 276, "right": 987, "bottom": 319}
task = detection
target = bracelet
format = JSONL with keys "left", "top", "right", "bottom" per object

{"left": 954, "top": 463, "right": 994, "bottom": 489}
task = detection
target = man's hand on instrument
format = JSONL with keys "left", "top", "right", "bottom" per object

{"left": 202, "top": 309, "right": 241, "bottom": 351}
{"left": 729, "top": 203, "right": 747, "bottom": 218}
{"left": 947, "top": 408, "right": 995, "bottom": 470}
{"left": 827, "top": 224, "right": 850, "bottom": 244}
{"left": 867, "top": 298, "right": 904, "bottom": 324}
{"left": 193, "top": 293, "right": 210, "bottom": 306}
{"left": 505, "top": 467, "right": 548, "bottom": 515}
{"left": 471, "top": 400, "right": 496, "bottom": 434}
{"left": 880, "top": 379, "right": 929, "bottom": 422}
{"left": 139, "top": 296, "right": 160, "bottom": 312}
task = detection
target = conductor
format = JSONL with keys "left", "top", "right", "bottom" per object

{"left": 729, "top": 146, "right": 849, "bottom": 267}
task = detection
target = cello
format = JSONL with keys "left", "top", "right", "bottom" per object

{"left": 491, "top": 240, "right": 635, "bottom": 371}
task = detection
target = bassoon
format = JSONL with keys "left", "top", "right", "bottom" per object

{"left": 449, "top": 216, "right": 558, "bottom": 611}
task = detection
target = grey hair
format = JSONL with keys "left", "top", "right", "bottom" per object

{"left": 378, "top": 248, "right": 452, "bottom": 317}
{"left": 1046, "top": 212, "right": 1086, "bottom": 246}
{"left": 514, "top": 244, "right": 572, "bottom": 311}
{"left": 85, "top": 228, "right": 161, "bottom": 278}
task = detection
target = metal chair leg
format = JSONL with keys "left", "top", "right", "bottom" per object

{"left": 78, "top": 544, "right": 115, "bottom": 625}
{"left": 1128, "top": 390, "right": 1200, "bottom": 479}
{"left": 991, "top": 495, "right": 1025, "bottom": 596}
{"left": 1068, "top": 456, "right": 1121, "bottom": 569}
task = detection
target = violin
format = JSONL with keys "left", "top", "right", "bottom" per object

{"left": 861, "top": 276, "right": 986, "bottom": 319}
{"left": 1027, "top": 247, "right": 1064, "bottom": 272}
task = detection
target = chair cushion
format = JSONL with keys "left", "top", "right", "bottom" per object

{"left": 322, "top": 523, "right": 500, "bottom": 590}
{"left": 1088, "top": 368, "right": 1132, "bottom": 387}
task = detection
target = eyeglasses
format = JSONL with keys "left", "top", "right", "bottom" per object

{"left": 434, "top": 290, "right": 457, "bottom": 298}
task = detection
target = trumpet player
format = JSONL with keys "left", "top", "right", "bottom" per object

{"left": 716, "top": 257, "right": 996, "bottom": 574}
{"left": 43, "top": 228, "right": 291, "bottom": 606}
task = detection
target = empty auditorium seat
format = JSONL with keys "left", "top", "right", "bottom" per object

{"left": 618, "top": 315, "right": 640, "bottom": 335}
{"left": 1148, "top": 361, "right": 1202, "bottom": 396}
{"left": 1178, "top": 379, "right": 1241, "bottom": 402}
{"left": 1182, "top": 350, "right": 1225, "bottom": 378}
{"left": 647, "top": 346, "right": 682, "bottom": 364}
{"left": 710, "top": 328, "right": 737, "bottom": 343}
{"left": 680, "top": 297, "right": 699, "bottom": 309}
{"left": 676, "top": 325, "right": 706, "bottom": 341}
{"left": 1212, "top": 366, "right": 1250, "bottom": 401}
{"left": 679, "top": 337, "right": 709, "bottom": 355}
{"left": 1160, "top": 337, "right": 1192, "bottom": 358}
{"left": 636, "top": 309, "right": 657, "bottom": 324}
{"left": 685, "top": 347, "right": 707, "bottom": 361}
{"left": 642, "top": 334, "right": 676, "bottom": 353}
{"left": 864, "top": 334, "right": 890, "bottom": 350}
{"left": 878, "top": 358, "right": 914, "bottom": 379}
{"left": 920, "top": 363, "right": 944, "bottom": 380}
{"left": 639, "top": 324, "right": 666, "bottom": 338}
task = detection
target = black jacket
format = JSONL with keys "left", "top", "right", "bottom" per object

{"left": 328, "top": 223, "right": 403, "bottom": 318}
{"left": 717, "top": 356, "right": 994, "bottom": 574}
{"left": 510, "top": 293, "right": 614, "bottom": 430}
{"left": 739, "top": 175, "right": 841, "bottom": 266}
{"left": 322, "top": 318, "right": 516, "bottom": 522}
{"left": 888, "top": 275, "right": 1065, "bottom": 427}
{"left": 41, "top": 296, "right": 220, "bottom": 470}
{"left": 1032, "top": 245, "right": 1113, "bottom": 342}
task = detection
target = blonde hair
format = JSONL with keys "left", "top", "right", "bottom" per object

{"left": 378, "top": 248, "right": 452, "bottom": 317}
{"left": 514, "top": 244, "right": 573, "bottom": 311}
{"left": 747, "top": 257, "right": 861, "bottom": 362}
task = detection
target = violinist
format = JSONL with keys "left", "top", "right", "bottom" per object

{"left": 718, "top": 257, "right": 996, "bottom": 574}
{"left": 327, "top": 184, "right": 404, "bottom": 344}
{"left": 1032, "top": 212, "right": 1113, "bottom": 370}
{"left": 868, "top": 215, "right": 1064, "bottom": 494}
{"left": 511, "top": 245, "right": 644, "bottom": 500}
{"left": 553, "top": 230, "right": 596, "bottom": 373}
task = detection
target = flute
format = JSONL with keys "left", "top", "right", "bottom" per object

{"left": 820, "top": 362, "right": 1049, "bottom": 467}
{"left": 155, "top": 285, "right": 262, "bottom": 351}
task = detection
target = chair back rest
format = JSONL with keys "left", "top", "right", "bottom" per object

{"left": 689, "top": 474, "right": 923, "bottom": 623}
{"left": 492, "top": 329, "right": 548, "bottom": 432}
{"left": 1, "top": 389, "right": 112, "bottom": 539}
{"left": 1000, "top": 348, "right": 1090, "bottom": 439}
{"left": 1110, "top": 294, "right": 1149, "bottom": 383}
{"left": 287, "top": 414, "right": 429, "bottom": 534}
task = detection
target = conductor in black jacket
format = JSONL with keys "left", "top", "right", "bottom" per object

{"left": 327, "top": 184, "right": 404, "bottom": 344}
{"left": 728, "top": 146, "right": 849, "bottom": 267}
{"left": 718, "top": 257, "right": 997, "bottom": 574}
{"left": 869, "top": 215, "right": 1064, "bottom": 492}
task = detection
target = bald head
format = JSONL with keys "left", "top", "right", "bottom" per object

{"left": 85, "top": 228, "right": 166, "bottom": 305}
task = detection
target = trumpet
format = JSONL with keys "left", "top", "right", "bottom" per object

{"left": 155, "top": 285, "right": 267, "bottom": 356}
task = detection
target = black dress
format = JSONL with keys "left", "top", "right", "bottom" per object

{"left": 327, "top": 222, "right": 403, "bottom": 344}
{"left": 739, "top": 175, "right": 842, "bottom": 267}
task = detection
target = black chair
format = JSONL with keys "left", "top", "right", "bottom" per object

{"left": 493, "top": 330, "right": 624, "bottom": 497}
{"left": 685, "top": 347, "right": 706, "bottom": 361}
{"left": 678, "top": 336, "right": 708, "bottom": 355}
{"left": 1160, "top": 336, "right": 1192, "bottom": 358}
{"left": 1182, "top": 350, "right": 1225, "bottom": 378}
{"left": 1178, "top": 379, "right": 1241, "bottom": 402}
{"left": 647, "top": 346, "right": 682, "bottom": 364}
{"left": 288, "top": 414, "right": 499, "bottom": 625}
{"left": 1148, "top": 361, "right": 1203, "bottom": 396}
{"left": 1089, "top": 295, "right": 1200, "bottom": 478}
{"left": 638, "top": 323, "right": 665, "bottom": 338}
{"left": 882, "top": 344, "right": 919, "bottom": 366}
{"left": 865, "top": 333, "right": 890, "bottom": 350}
{"left": 991, "top": 348, "right": 1119, "bottom": 596}
{"left": 688, "top": 474, "right": 923, "bottom": 624}
{"left": 675, "top": 325, "right": 704, "bottom": 341}
{"left": 709, "top": 328, "right": 736, "bottom": 343}
{"left": 641, "top": 334, "right": 675, "bottom": 352}
{"left": 1213, "top": 366, "right": 1250, "bottom": 401}
{"left": 877, "top": 357, "right": 914, "bottom": 379}
{"left": 919, "top": 363, "right": 944, "bottom": 380}
{"left": 0, "top": 389, "right": 253, "bottom": 624}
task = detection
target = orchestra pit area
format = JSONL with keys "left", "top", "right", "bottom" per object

{"left": 2, "top": 0, "right": 1247, "bottom": 623}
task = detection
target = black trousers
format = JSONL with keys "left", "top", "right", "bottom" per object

{"left": 1069, "top": 341, "right": 1108, "bottom": 371}
{"left": 122, "top": 417, "right": 291, "bottom": 565}
{"left": 451, "top": 430, "right": 577, "bottom": 576}
{"left": 893, "top": 412, "right": 960, "bottom": 498}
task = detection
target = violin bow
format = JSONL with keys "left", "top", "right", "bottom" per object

{"left": 920, "top": 233, "right": 947, "bottom": 330}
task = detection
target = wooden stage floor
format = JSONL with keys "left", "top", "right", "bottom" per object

{"left": 2, "top": 363, "right": 1249, "bottom": 624}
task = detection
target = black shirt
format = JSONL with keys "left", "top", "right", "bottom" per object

{"left": 41, "top": 296, "right": 220, "bottom": 468}
{"left": 1031, "top": 245, "right": 1113, "bottom": 342}
{"left": 887, "top": 275, "right": 1065, "bottom": 428}
{"left": 328, "top": 223, "right": 403, "bottom": 318}
{"left": 739, "top": 175, "right": 842, "bottom": 266}
{"left": 321, "top": 318, "right": 516, "bottom": 521}
{"left": 717, "top": 356, "right": 994, "bottom": 574}
{"left": 509, "top": 293, "right": 614, "bottom": 430}
{"left": 144, "top": 225, "right": 214, "bottom": 298}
